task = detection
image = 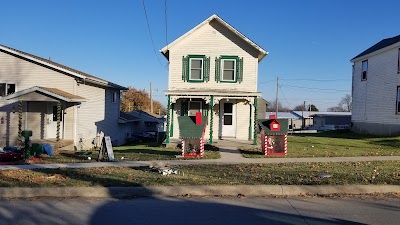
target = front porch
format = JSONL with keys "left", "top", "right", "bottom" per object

{"left": 4, "top": 86, "right": 85, "bottom": 149}
{"left": 164, "top": 90, "right": 261, "bottom": 145}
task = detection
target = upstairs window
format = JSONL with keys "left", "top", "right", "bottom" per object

{"left": 397, "top": 48, "right": 400, "bottom": 73}
{"left": 0, "top": 83, "right": 16, "bottom": 97}
{"left": 182, "top": 55, "right": 210, "bottom": 82}
{"left": 361, "top": 60, "right": 368, "bottom": 81}
{"left": 215, "top": 56, "right": 243, "bottom": 83}
{"left": 397, "top": 86, "right": 400, "bottom": 114}
{"left": 222, "top": 58, "right": 236, "bottom": 82}
{"left": 190, "top": 58, "right": 203, "bottom": 81}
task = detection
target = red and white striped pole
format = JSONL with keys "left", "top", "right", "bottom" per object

{"left": 200, "top": 136, "right": 204, "bottom": 157}
{"left": 181, "top": 139, "right": 185, "bottom": 156}
{"left": 283, "top": 134, "right": 287, "bottom": 155}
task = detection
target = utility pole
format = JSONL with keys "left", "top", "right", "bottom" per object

{"left": 275, "top": 76, "right": 279, "bottom": 117}
{"left": 302, "top": 101, "right": 306, "bottom": 128}
{"left": 150, "top": 82, "right": 153, "bottom": 113}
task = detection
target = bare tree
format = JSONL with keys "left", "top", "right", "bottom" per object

{"left": 266, "top": 100, "right": 291, "bottom": 112}
{"left": 339, "top": 94, "right": 352, "bottom": 112}
{"left": 327, "top": 94, "right": 352, "bottom": 112}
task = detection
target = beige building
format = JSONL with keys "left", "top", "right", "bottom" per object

{"left": 160, "top": 14, "right": 268, "bottom": 144}
{"left": 0, "top": 44, "right": 128, "bottom": 149}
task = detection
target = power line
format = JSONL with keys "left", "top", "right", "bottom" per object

{"left": 279, "top": 85, "right": 292, "bottom": 109}
{"left": 142, "top": 0, "right": 167, "bottom": 69}
{"left": 280, "top": 78, "right": 349, "bottom": 82}
{"left": 164, "top": 0, "right": 168, "bottom": 47}
{"left": 281, "top": 84, "right": 349, "bottom": 92}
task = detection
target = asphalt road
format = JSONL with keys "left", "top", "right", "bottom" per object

{"left": 0, "top": 196, "right": 398, "bottom": 225}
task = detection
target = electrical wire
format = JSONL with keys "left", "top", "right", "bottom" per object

{"left": 279, "top": 85, "right": 292, "bottom": 109}
{"left": 281, "top": 84, "right": 350, "bottom": 92}
{"left": 142, "top": 0, "right": 167, "bottom": 69}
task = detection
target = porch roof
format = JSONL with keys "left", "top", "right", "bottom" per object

{"left": 4, "top": 86, "right": 86, "bottom": 103}
{"left": 165, "top": 89, "right": 262, "bottom": 97}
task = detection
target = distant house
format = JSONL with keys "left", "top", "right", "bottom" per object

{"left": 311, "top": 112, "right": 351, "bottom": 130}
{"left": 160, "top": 14, "right": 268, "bottom": 144}
{"left": 120, "top": 110, "right": 164, "bottom": 133}
{"left": 290, "top": 111, "right": 314, "bottom": 128}
{"left": 265, "top": 112, "right": 301, "bottom": 129}
{"left": 0, "top": 44, "right": 128, "bottom": 149}
{"left": 350, "top": 34, "right": 400, "bottom": 135}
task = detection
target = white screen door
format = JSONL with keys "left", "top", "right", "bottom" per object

{"left": 47, "top": 103, "right": 63, "bottom": 139}
{"left": 220, "top": 100, "right": 236, "bottom": 137}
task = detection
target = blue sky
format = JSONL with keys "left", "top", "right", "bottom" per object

{"left": 1, "top": 0, "right": 399, "bottom": 111}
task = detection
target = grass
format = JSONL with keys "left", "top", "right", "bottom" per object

{"left": 29, "top": 143, "right": 220, "bottom": 164}
{"left": 0, "top": 161, "right": 398, "bottom": 187}
{"left": 240, "top": 131, "right": 400, "bottom": 158}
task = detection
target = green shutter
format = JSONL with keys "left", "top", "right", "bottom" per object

{"left": 182, "top": 56, "right": 188, "bottom": 82}
{"left": 215, "top": 57, "right": 221, "bottom": 82}
{"left": 204, "top": 56, "right": 210, "bottom": 82}
{"left": 202, "top": 103, "right": 209, "bottom": 116}
{"left": 237, "top": 57, "right": 243, "bottom": 83}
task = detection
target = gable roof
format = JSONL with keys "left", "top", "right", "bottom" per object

{"left": 160, "top": 14, "right": 268, "bottom": 62}
{"left": 351, "top": 34, "right": 400, "bottom": 61}
{"left": 0, "top": 44, "right": 127, "bottom": 90}
{"left": 4, "top": 86, "right": 85, "bottom": 103}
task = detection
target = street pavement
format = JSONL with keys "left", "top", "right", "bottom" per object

{"left": 0, "top": 196, "right": 399, "bottom": 225}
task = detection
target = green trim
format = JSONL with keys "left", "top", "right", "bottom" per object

{"left": 253, "top": 97, "right": 258, "bottom": 145}
{"left": 220, "top": 56, "right": 238, "bottom": 83}
{"left": 170, "top": 103, "right": 174, "bottom": 137}
{"left": 166, "top": 95, "right": 171, "bottom": 144}
{"left": 248, "top": 104, "right": 252, "bottom": 140}
{"left": 187, "top": 55, "right": 206, "bottom": 82}
{"left": 209, "top": 95, "right": 214, "bottom": 144}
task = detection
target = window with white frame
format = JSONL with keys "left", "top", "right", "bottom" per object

{"left": 361, "top": 60, "right": 368, "bottom": 81}
{"left": 188, "top": 101, "right": 202, "bottom": 116}
{"left": 397, "top": 86, "right": 400, "bottom": 114}
{"left": 189, "top": 58, "right": 203, "bottom": 81}
{"left": 0, "top": 83, "right": 16, "bottom": 97}
{"left": 222, "top": 58, "right": 236, "bottom": 81}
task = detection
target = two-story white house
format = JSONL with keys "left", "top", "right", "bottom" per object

{"left": 0, "top": 44, "right": 129, "bottom": 149}
{"left": 160, "top": 14, "right": 268, "bottom": 144}
{"left": 350, "top": 34, "right": 400, "bottom": 135}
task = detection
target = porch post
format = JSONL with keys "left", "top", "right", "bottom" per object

{"left": 209, "top": 95, "right": 214, "bottom": 144}
{"left": 170, "top": 103, "right": 174, "bottom": 137}
{"left": 18, "top": 101, "right": 22, "bottom": 137}
{"left": 56, "top": 102, "right": 61, "bottom": 143}
{"left": 253, "top": 96, "right": 258, "bottom": 145}
{"left": 248, "top": 103, "right": 252, "bottom": 140}
{"left": 165, "top": 95, "right": 171, "bottom": 144}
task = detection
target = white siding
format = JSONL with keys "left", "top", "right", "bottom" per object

{"left": 168, "top": 22, "right": 259, "bottom": 93}
{"left": 0, "top": 50, "right": 125, "bottom": 147}
{"left": 352, "top": 47, "right": 400, "bottom": 124}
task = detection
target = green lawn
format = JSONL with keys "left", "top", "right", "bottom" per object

{"left": 0, "top": 161, "right": 398, "bottom": 187}
{"left": 38, "top": 143, "right": 220, "bottom": 164}
{"left": 240, "top": 131, "right": 400, "bottom": 158}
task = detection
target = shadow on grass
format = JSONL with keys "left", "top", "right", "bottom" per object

{"left": 369, "top": 139, "right": 400, "bottom": 148}
{"left": 113, "top": 148, "right": 178, "bottom": 157}
{"left": 292, "top": 130, "right": 378, "bottom": 139}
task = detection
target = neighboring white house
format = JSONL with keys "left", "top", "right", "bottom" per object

{"left": 160, "top": 14, "right": 268, "bottom": 144}
{"left": 350, "top": 34, "right": 400, "bottom": 136}
{"left": 0, "top": 44, "right": 128, "bottom": 149}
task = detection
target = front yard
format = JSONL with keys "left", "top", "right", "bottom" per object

{"left": 32, "top": 143, "right": 220, "bottom": 164}
{"left": 0, "top": 161, "right": 398, "bottom": 187}
{"left": 240, "top": 131, "right": 400, "bottom": 158}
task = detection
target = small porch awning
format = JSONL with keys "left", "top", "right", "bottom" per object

{"left": 4, "top": 86, "right": 86, "bottom": 103}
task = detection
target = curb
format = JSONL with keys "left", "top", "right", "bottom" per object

{"left": 0, "top": 185, "right": 399, "bottom": 198}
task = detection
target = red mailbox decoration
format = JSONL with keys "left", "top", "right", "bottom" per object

{"left": 268, "top": 114, "right": 281, "bottom": 131}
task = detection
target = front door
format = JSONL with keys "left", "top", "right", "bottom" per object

{"left": 47, "top": 103, "right": 63, "bottom": 139}
{"left": 220, "top": 100, "right": 236, "bottom": 137}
